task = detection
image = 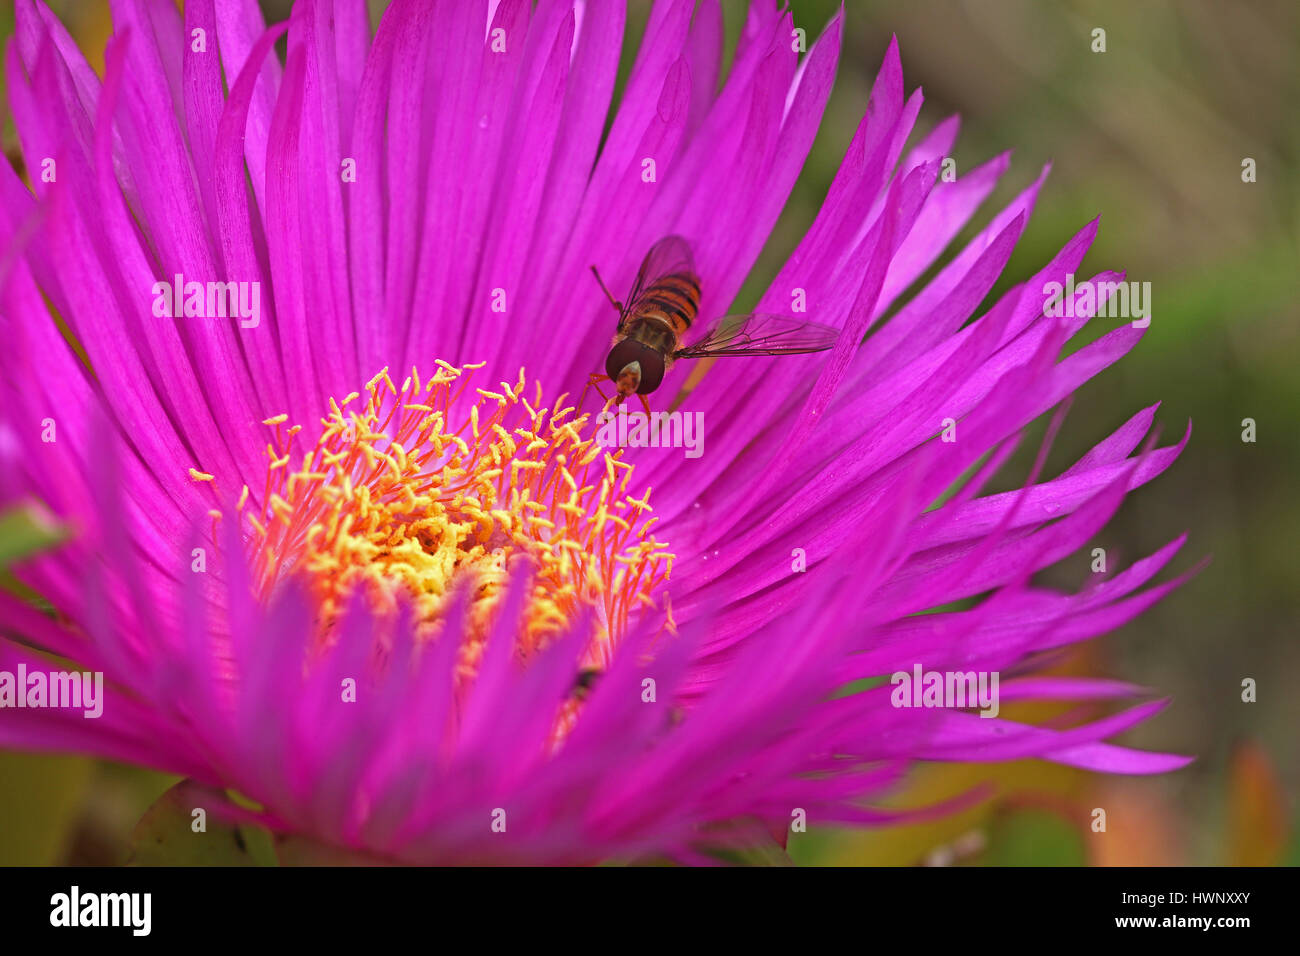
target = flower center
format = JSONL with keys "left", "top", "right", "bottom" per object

{"left": 205, "top": 361, "right": 674, "bottom": 678}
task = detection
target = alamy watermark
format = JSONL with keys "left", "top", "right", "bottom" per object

{"left": 594, "top": 404, "right": 704, "bottom": 459}
{"left": 1043, "top": 272, "right": 1150, "bottom": 328}
{"left": 151, "top": 274, "right": 261, "bottom": 328}
{"left": 50, "top": 886, "right": 150, "bottom": 936}
{"left": 0, "top": 665, "right": 104, "bottom": 718}
{"left": 890, "top": 663, "right": 1000, "bottom": 718}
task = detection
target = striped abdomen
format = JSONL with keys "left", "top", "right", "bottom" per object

{"left": 633, "top": 272, "right": 701, "bottom": 341}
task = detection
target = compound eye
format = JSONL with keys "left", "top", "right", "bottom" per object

{"left": 634, "top": 351, "right": 665, "bottom": 394}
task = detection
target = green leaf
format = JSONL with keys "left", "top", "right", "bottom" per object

{"left": 701, "top": 839, "right": 794, "bottom": 867}
{"left": 0, "top": 504, "right": 67, "bottom": 568}
{"left": 128, "top": 779, "right": 273, "bottom": 866}
{"left": 691, "top": 820, "right": 794, "bottom": 866}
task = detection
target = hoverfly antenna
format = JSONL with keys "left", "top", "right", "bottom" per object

{"left": 590, "top": 264, "right": 623, "bottom": 315}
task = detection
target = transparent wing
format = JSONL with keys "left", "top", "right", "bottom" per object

{"left": 622, "top": 235, "right": 698, "bottom": 321}
{"left": 672, "top": 313, "right": 840, "bottom": 359}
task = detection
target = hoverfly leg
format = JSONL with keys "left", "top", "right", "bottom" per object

{"left": 637, "top": 392, "right": 652, "bottom": 417}
{"left": 581, "top": 372, "right": 613, "bottom": 411}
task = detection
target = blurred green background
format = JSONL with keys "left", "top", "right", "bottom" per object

{"left": 1, "top": 0, "right": 1296, "bottom": 865}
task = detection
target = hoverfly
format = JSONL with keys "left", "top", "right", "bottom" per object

{"left": 586, "top": 236, "right": 840, "bottom": 408}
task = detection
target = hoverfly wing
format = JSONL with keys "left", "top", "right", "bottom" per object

{"left": 671, "top": 313, "right": 840, "bottom": 359}
{"left": 622, "top": 235, "right": 698, "bottom": 325}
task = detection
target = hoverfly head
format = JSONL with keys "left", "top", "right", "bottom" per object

{"left": 605, "top": 339, "right": 665, "bottom": 396}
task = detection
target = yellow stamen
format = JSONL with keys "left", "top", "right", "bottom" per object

{"left": 209, "top": 362, "right": 674, "bottom": 682}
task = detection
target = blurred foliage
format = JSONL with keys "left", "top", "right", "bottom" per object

{"left": 753, "top": 0, "right": 1298, "bottom": 867}
{"left": 982, "top": 810, "right": 1088, "bottom": 867}
{"left": 1224, "top": 740, "right": 1288, "bottom": 866}
{"left": 0, "top": 751, "right": 94, "bottom": 865}
{"left": 1, "top": 0, "right": 1295, "bottom": 865}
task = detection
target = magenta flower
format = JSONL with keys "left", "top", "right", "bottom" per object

{"left": 0, "top": 0, "right": 1197, "bottom": 865}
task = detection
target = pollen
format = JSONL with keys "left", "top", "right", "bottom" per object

{"left": 222, "top": 362, "right": 674, "bottom": 679}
